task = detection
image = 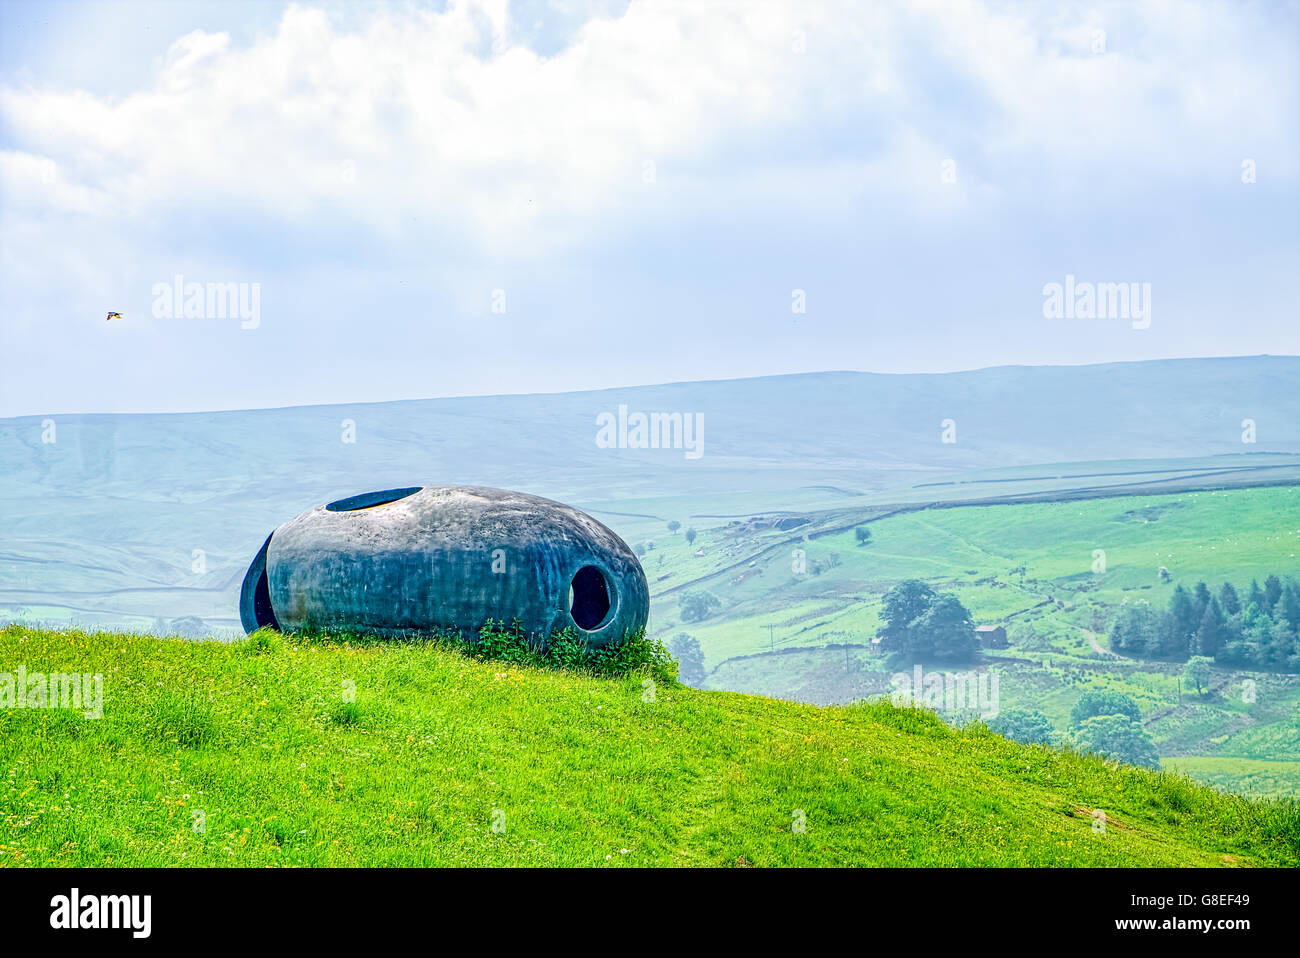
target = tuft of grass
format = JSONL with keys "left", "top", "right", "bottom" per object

{"left": 291, "top": 619, "right": 678, "bottom": 687}
{"left": 331, "top": 701, "right": 364, "bottom": 726}
{"left": 466, "top": 619, "right": 678, "bottom": 686}
{"left": 148, "top": 690, "right": 219, "bottom": 748}
{"left": 241, "top": 627, "right": 282, "bottom": 656}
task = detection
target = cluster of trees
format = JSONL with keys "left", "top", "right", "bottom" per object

{"left": 988, "top": 691, "right": 1159, "bottom": 769}
{"left": 678, "top": 590, "right": 722, "bottom": 623}
{"left": 1110, "top": 575, "right": 1300, "bottom": 671}
{"left": 1182, "top": 656, "right": 1213, "bottom": 695}
{"left": 879, "top": 579, "right": 980, "bottom": 661}
{"left": 1067, "top": 692, "right": 1159, "bottom": 769}
{"left": 987, "top": 708, "right": 1055, "bottom": 746}
{"left": 668, "top": 633, "right": 706, "bottom": 687}
{"left": 802, "top": 551, "right": 842, "bottom": 577}
{"left": 634, "top": 524, "right": 697, "bottom": 553}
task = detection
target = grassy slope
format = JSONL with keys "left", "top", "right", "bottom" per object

{"left": 1, "top": 626, "right": 1297, "bottom": 867}
{"left": 652, "top": 487, "right": 1300, "bottom": 797}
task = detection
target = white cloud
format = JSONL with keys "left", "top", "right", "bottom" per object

{"left": 2, "top": 0, "right": 1294, "bottom": 262}
{"left": 0, "top": 0, "right": 1295, "bottom": 416}
{"left": 0, "top": 2, "right": 810, "bottom": 260}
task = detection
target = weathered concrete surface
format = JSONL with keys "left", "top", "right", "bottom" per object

{"left": 239, "top": 485, "right": 648, "bottom": 648}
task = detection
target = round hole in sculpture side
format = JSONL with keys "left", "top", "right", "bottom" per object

{"left": 569, "top": 565, "right": 613, "bottom": 631}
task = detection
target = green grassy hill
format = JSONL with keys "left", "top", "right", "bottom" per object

{"left": 645, "top": 485, "right": 1300, "bottom": 799}
{"left": 1, "top": 625, "right": 1296, "bottom": 867}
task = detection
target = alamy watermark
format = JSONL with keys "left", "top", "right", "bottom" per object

{"left": 1042, "top": 274, "right": 1150, "bottom": 329}
{"left": 1, "top": 665, "right": 103, "bottom": 719}
{"left": 50, "top": 888, "right": 150, "bottom": 938}
{"left": 595, "top": 405, "right": 704, "bottom": 459}
{"left": 152, "top": 274, "right": 261, "bottom": 329}
{"left": 890, "top": 664, "right": 999, "bottom": 719}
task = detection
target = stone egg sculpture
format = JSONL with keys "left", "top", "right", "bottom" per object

{"left": 239, "top": 485, "right": 649, "bottom": 648}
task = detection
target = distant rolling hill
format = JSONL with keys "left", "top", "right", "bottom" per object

{"left": 1, "top": 355, "right": 1297, "bottom": 635}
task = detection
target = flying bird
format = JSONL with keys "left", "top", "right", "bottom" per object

{"left": 105, "top": 311, "right": 122, "bottom": 322}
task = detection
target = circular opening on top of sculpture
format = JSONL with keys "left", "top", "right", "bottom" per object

{"left": 569, "top": 565, "right": 613, "bottom": 631}
{"left": 325, "top": 487, "right": 423, "bottom": 513}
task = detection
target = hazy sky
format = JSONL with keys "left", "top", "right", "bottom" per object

{"left": 1, "top": 0, "right": 1297, "bottom": 416}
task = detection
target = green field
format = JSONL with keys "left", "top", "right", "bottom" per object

{"left": 643, "top": 486, "right": 1300, "bottom": 798}
{"left": 1163, "top": 758, "right": 1300, "bottom": 800}
{"left": 2, "top": 625, "right": 1297, "bottom": 867}
{"left": 648, "top": 486, "right": 1300, "bottom": 662}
